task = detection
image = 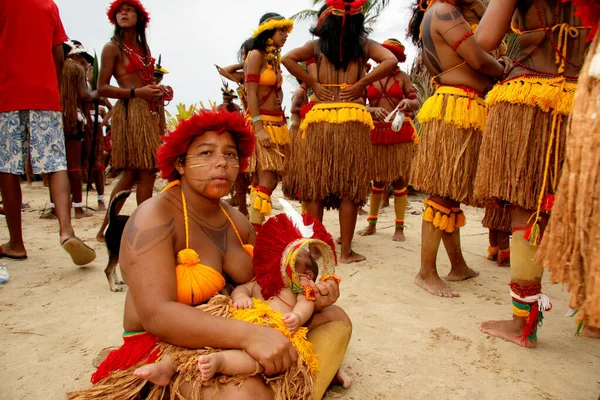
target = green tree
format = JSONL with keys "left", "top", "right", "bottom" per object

{"left": 290, "top": 0, "right": 391, "bottom": 31}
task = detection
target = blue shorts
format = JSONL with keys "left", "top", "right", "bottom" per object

{"left": 0, "top": 110, "right": 67, "bottom": 175}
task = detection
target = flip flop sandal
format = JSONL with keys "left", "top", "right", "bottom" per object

{"left": 62, "top": 237, "right": 96, "bottom": 266}
{"left": 0, "top": 246, "right": 27, "bottom": 260}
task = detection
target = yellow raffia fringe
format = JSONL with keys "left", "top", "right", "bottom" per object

{"left": 417, "top": 86, "right": 486, "bottom": 132}
{"left": 230, "top": 298, "right": 319, "bottom": 374}
{"left": 247, "top": 114, "right": 290, "bottom": 145}
{"left": 422, "top": 198, "right": 466, "bottom": 233}
{"left": 300, "top": 103, "right": 374, "bottom": 138}
{"left": 486, "top": 76, "right": 577, "bottom": 115}
{"left": 252, "top": 191, "right": 272, "bottom": 216}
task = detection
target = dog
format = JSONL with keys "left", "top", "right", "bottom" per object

{"left": 104, "top": 190, "right": 131, "bottom": 292}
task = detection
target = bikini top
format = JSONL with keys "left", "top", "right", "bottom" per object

{"left": 367, "top": 74, "right": 404, "bottom": 107}
{"left": 245, "top": 51, "right": 283, "bottom": 88}
{"left": 115, "top": 41, "right": 155, "bottom": 83}
{"left": 160, "top": 181, "right": 254, "bottom": 307}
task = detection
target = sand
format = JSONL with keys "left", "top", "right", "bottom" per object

{"left": 1, "top": 181, "right": 599, "bottom": 400}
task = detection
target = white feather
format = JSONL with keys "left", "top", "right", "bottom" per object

{"left": 279, "top": 198, "right": 314, "bottom": 238}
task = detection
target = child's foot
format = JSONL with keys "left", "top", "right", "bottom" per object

{"left": 381, "top": 197, "right": 390, "bottom": 208}
{"left": 198, "top": 353, "right": 225, "bottom": 381}
{"left": 358, "top": 224, "right": 376, "bottom": 236}
{"left": 95, "top": 231, "right": 105, "bottom": 243}
{"left": 97, "top": 201, "right": 107, "bottom": 212}
{"left": 392, "top": 227, "right": 405, "bottom": 242}
{"left": 75, "top": 208, "right": 93, "bottom": 219}
{"left": 332, "top": 367, "right": 352, "bottom": 389}
{"left": 40, "top": 209, "right": 56, "bottom": 219}
{"left": 357, "top": 207, "right": 368, "bottom": 216}
{"left": 336, "top": 237, "right": 342, "bottom": 245}
{"left": 133, "top": 360, "right": 176, "bottom": 386}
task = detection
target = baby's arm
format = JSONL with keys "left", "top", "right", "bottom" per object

{"left": 283, "top": 291, "right": 315, "bottom": 333}
{"left": 231, "top": 281, "right": 256, "bottom": 309}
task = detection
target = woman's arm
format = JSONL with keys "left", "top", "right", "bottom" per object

{"left": 77, "top": 64, "right": 97, "bottom": 103}
{"left": 339, "top": 40, "right": 396, "bottom": 101}
{"left": 120, "top": 200, "right": 297, "bottom": 375}
{"left": 98, "top": 42, "right": 162, "bottom": 100}
{"left": 474, "top": 0, "right": 518, "bottom": 52}
{"left": 282, "top": 41, "right": 334, "bottom": 102}
{"left": 245, "top": 50, "right": 273, "bottom": 148}
{"left": 221, "top": 63, "right": 245, "bottom": 84}
{"left": 399, "top": 72, "right": 420, "bottom": 112}
{"left": 52, "top": 44, "right": 64, "bottom": 86}
{"left": 436, "top": 3, "right": 504, "bottom": 76}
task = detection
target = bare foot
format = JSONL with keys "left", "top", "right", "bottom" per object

{"left": 414, "top": 273, "right": 459, "bottom": 297}
{"left": 381, "top": 197, "right": 390, "bottom": 208}
{"left": 446, "top": 264, "right": 479, "bottom": 281}
{"left": 95, "top": 232, "right": 105, "bottom": 243}
{"left": 198, "top": 353, "right": 224, "bottom": 381}
{"left": 0, "top": 243, "right": 27, "bottom": 259}
{"left": 332, "top": 367, "right": 352, "bottom": 389}
{"left": 580, "top": 326, "right": 600, "bottom": 339}
{"left": 480, "top": 319, "right": 536, "bottom": 348}
{"left": 75, "top": 208, "right": 93, "bottom": 219}
{"left": 134, "top": 357, "right": 176, "bottom": 386}
{"left": 358, "top": 224, "right": 376, "bottom": 236}
{"left": 40, "top": 209, "right": 56, "bottom": 219}
{"left": 97, "top": 201, "right": 107, "bottom": 212}
{"left": 336, "top": 237, "right": 342, "bottom": 245}
{"left": 393, "top": 227, "right": 405, "bottom": 242}
{"left": 340, "top": 250, "right": 366, "bottom": 264}
{"left": 357, "top": 207, "right": 368, "bottom": 216}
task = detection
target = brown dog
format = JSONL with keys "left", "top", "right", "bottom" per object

{"left": 104, "top": 190, "right": 131, "bottom": 292}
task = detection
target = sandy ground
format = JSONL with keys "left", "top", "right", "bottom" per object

{"left": 1, "top": 180, "right": 600, "bottom": 400}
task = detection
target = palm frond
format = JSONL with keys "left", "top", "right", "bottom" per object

{"left": 290, "top": 9, "right": 319, "bottom": 23}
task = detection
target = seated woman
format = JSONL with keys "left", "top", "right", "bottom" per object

{"left": 68, "top": 110, "right": 351, "bottom": 400}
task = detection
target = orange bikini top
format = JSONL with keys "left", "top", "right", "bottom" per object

{"left": 161, "top": 180, "right": 254, "bottom": 306}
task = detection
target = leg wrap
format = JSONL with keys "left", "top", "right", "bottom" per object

{"left": 249, "top": 186, "right": 272, "bottom": 226}
{"left": 393, "top": 188, "right": 409, "bottom": 229}
{"left": 510, "top": 229, "right": 544, "bottom": 282}
{"left": 367, "top": 185, "right": 385, "bottom": 225}
{"left": 510, "top": 282, "right": 552, "bottom": 344}
{"left": 422, "top": 198, "right": 466, "bottom": 233}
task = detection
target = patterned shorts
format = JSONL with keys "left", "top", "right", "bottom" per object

{"left": 0, "top": 110, "right": 67, "bottom": 175}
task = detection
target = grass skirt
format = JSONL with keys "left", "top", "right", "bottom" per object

{"left": 409, "top": 87, "right": 484, "bottom": 205}
{"left": 111, "top": 98, "right": 161, "bottom": 170}
{"left": 371, "top": 141, "right": 413, "bottom": 183}
{"left": 482, "top": 204, "right": 512, "bottom": 232}
{"left": 67, "top": 296, "right": 315, "bottom": 400}
{"left": 247, "top": 112, "right": 290, "bottom": 175}
{"left": 536, "top": 35, "right": 600, "bottom": 329}
{"left": 288, "top": 113, "right": 373, "bottom": 203}
{"left": 473, "top": 77, "right": 575, "bottom": 210}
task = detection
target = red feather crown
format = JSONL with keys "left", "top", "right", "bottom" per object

{"left": 254, "top": 211, "right": 337, "bottom": 300}
{"left": 107, "top": 0, "right": 150, "bottom": 28}
{"left": 157, "top": 110, "right": 255, "bottom": 182}
{"left": 383, "top": 39, "right": 407, "bottom": 63}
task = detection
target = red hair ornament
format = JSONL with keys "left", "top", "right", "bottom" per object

{"left": 107, "top": 0, "right": 150, "bottom": 27}
{"left": 254, "top": 199, "right": 338, "bottom": 300}
{"left": 157, "top": 110, "right": 255, "bottom": 182}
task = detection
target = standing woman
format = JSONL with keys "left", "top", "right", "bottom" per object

{"left": 245, "top": 13, "right": 294, "bottom": 231}
{"left": 359, "top": 39, "right": 419, "bottom": 242}
{"left": 282, "top": 0, "right": 397, "bottom": 264}
{"left": 95, "top": 0, "right": 163, "bottom": 241}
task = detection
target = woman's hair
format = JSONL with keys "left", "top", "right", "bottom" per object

{"left": 310, "top": 11, "right": 367, "bottom": 70}
{"left": 408, "top": 0, "right": 427, "bottom": 48}
{"left": 111, "top": 6, "right": 150, "bottom": 56}
{"left": 238, "top": 38, "right": 253, "bottom": 63}
{"left": 248, "top": 13, "right": 281, "bottom": 52}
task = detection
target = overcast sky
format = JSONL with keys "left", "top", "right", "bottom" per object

{"left": 54, "top": 0, "right": 417, "bottom": 114}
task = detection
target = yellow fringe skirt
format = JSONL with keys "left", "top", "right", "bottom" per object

{"left": 473, "top": 76, "right": 576, "bottom": 211}
{"left": 111, "top": 98, "right": 161, "bottom": 170}
{"left": 537, "top": 36, "right": 600, "bottom": 330}
{"left": 286, "top": 102, "right": 374, "bottom": 204}
{"left": 246, "top": 111, "right": 290, "bottom": 175}
{"left": 409, "top": 85, "right": 486, "bottom": 206}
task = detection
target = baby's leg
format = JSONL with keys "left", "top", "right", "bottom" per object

{"left": 133, "top": 354, "right": 176, "bottom": 387}
{"left": 198, "top": 350, "right": 261, "bottom": 381}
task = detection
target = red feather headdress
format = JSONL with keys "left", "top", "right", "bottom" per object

{"left": 564, "top": 0, "right": 599, "bottom": 42}
{"left": 157, "top": 110, "right": 255, "bottom": 182}
{"left": 383, "top": 39, "right": 407, "bottom": 64}
{"left": 254, "top": 199, "right": 338, "bottom": 300}
{"left": 107, "top": 0, "right": 150, "bottom": 28}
